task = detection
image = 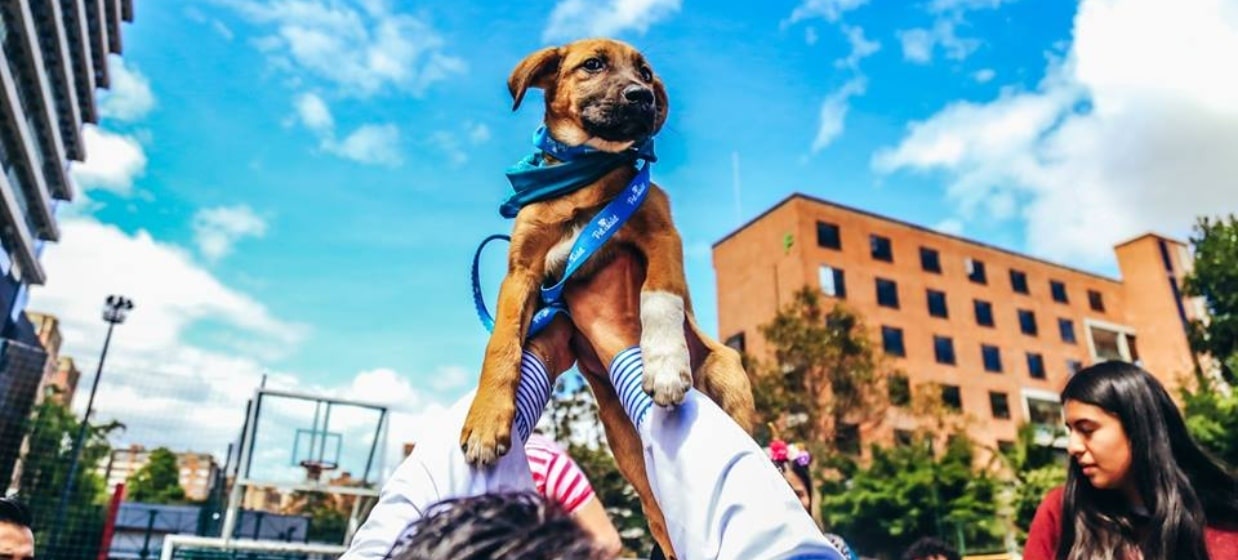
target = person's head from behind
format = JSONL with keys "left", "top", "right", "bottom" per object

{"left": 900, "top": 537, "right": 959, "bottom": 560}
{"left": 768, "top": 440, "right": 814, "bottom": 513}
{"left": 1059, "top": 360, "right": 1238, "bottom": 560}
{"left": 389, "top": 492, "right": 607, "bottom": 560}
{"left": 0, "top": 497, "right": 34, "bottom": 560}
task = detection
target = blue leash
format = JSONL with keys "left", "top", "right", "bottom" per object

{"left": 472, "top": 129, "right": 653, "bottom": 339}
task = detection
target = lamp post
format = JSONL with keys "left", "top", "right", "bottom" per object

{"left": 49, "top": 295, "right": 134, "bottom": 554}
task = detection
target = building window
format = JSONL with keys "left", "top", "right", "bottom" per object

{"left": 889, "top": 374, "right": 911, "bottom": 407}
{"left": 982, "top": 345, "right": 1003, "bottom": 373}
{"left": 927, "top": 289, "right": 948, "bottom": 319}
{"left": 1019, "top": 309, "right": 1038, "bottom": 336}
{"left": 1027, "top": 352, "right": 1046, "bottom": 379}
{"left": 974, "top": 299, "right": 995, "bottom": 327}
{"left": 724, "top": 332, "right": 746, "bottom": 353}
{"left": 966, "top": 258, "right": 987, "bottom": 284}
{"left": 835, "top": 423, "right": 861, "bottom": 455}
{"left": 1027, "top": 396, "right": 1064, "bottom": 427}
{"left": 920, "top": 247, "right": 941, "bottom": 273}
{"left": 990, "top": 392, "right": 1011, "bottom": 419}
{"left": 934, "top": 336, "right": 956, "bottom": 365}
{"left": 819, "top": 265, "right": 847, "bottom": 298}
{"left": 876, "top": 278, "right": 900, "bottom": 309}
{"left": 1088, "top": 290, "right": 1106, "bottom": 312}
{"left": 942, "top": 384, "right": 962, "bottom": 411}
{"left": 817, "top": 221, "right": 841, "bottom": 250}
{"left": 870, "top": 234, "right": 893, "bottom": 262}
{"left": 1087, "top": 324, "right": 1138, "bottom": 363}
{"left": 895, "top": 430, "right": 916, "bottom": 447}
{"left": 1050, "top": 280, "right": 1069, "bottom": 303}
{"left": 1059, "top": 319, "right": 1077, "bottom": 344}
{"left": 1067, "top": 360, "right": 1083, "bottom": 375}
{"left": 882, "top": 326, "right": 906, "bottom": 357}
{"left": 1010, "top": 270, "right": 1029, "bottom": 294}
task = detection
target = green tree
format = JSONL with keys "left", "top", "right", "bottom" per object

{"left": 752, "top": 288, "right": 888, "bottom": 457}
{"left": 1181, "top": 214, "right": 1238, "bottom": 468}
{"left": 17, "top": 399, "right": 121, "bottom": 558}
{"left": 821, "top": 435, "right": 1005, "bottom": 560}
{"left": 1184, "top": 214, "right": 1238, "bottom": 380}
{"left": 1181, "top": 376, "right": 1238, "bottom": 468}
{"left": 543, "top": 378, "right": 652, "bottom": 556}
{"left": 127, "top": 447, "right": 187, "bottom": 504}
{"left": 995, "top": 424, "right": 1067, "bottom": 542}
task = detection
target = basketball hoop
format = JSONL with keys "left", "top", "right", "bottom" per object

{"left": 298, "top": 460, "right": 339, "bottom": 482}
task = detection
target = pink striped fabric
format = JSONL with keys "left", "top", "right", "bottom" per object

{"left": 526, "top": 433, "right": 595, "bottom": 514}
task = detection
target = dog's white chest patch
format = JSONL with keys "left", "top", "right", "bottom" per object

{"left": 544, "top": 224, "right": 583, "bottom": 277}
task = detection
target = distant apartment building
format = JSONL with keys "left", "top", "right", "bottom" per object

{"left": 0, "top": 0, "right": 136, "bottom": 488}
{"left": 25, "top": 311, "right": 80, "bottom": 404}
{"left": 713, "top": 194, "right": 1205, "bottom": 454}
{"left": 102, "top": 445, "right": 220, "bottom": 502}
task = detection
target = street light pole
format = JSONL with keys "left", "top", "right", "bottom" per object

{"left": 49, "top": 295, "right": 134, "bottom": 555}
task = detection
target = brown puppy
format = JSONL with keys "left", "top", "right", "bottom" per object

{"left": 460, "top": 38, "right": 756, "bottom": 557}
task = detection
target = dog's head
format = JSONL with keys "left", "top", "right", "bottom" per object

{"left": 509, "top": 39, "right": 669, "bottom": 153}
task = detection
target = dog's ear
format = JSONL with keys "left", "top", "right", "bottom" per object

{"left": 652, "top": 76, "right": 671, "bottom": 132}
{"left": 508, "top": 47, "right": 561, "bottom": 111}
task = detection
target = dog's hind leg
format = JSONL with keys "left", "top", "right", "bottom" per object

{"left": 685, "top": 313, "right": 756, "bottom": 435}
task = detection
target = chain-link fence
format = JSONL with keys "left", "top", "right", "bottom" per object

{"left": 1, "top": 341, "right": 379, "bottom": 560}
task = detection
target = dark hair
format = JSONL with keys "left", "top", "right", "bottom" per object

{"left": 0, "top": 496, "right": 32, "bottom": 530}
{"left": 1057, "top": 361, "right": 1238, "bottom": 560}
{"left": 901, "top": 536, "right": 960, "bottom": 560}
{"left": 774, "top": 460, "right": 814, "bottom": 501}
{"left": 388, "top": 492, "right": 602, "bottom": 560}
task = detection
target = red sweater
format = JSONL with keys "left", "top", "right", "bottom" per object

{"left": 1025, "top": 487, "right": 1238, "bottom": 560}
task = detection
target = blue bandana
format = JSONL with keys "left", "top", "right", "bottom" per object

{"left": 499, "top": 126, "right": 656, "bottom": 218}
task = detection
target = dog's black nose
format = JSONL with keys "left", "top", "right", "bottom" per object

{"left": 624, "top": 84, "right": 654, "bottom": 105}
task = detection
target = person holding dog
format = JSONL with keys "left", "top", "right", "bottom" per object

{"left": 345, "top": 250, "right": 842, "bottom": 560}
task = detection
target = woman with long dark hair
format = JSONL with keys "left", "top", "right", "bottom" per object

{"left": 1024, "top": 361, "right": 1238, "bottom": 560}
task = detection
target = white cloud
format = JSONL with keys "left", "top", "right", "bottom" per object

{"left": 294, "top": 92, "right": 333, "bottom": 133}
{"left": 291, "top": 94, "right": 403, "bottom": 166}
{"left": 874, "top": 0, "right": 1238, "bottom": 266}
{"left": 543, "top": 0, "right": 682, "bottom": 43}
{"left": 811, "top": 25, "right": 878, "bottom": 152}
{"left": 27, "top": 215, "right": 456, "bottom": 477}
{"left": 193, "top": 205, "right": 269, "bottom": 262}
{"left": 467, "top": 123, "right": 491, "bottom": 145}
{"left": 934, "top": 218, "right": 965, "bottom": 236}
{"left": 837, "top": 25, "right": 880, "bottom": 70}
{"left": 786, "top": 0, "right": 869, "bottom": 24}
{"left": 812, "top": 77, "right": 866, "bottom": 152}
{"left": 805, "top": 27, "right": 819, "bottom": 45}
{"left": 428, "top": 121, "right": 494, "bottom": 167}
{"left": 325, "top": 124, "right": 402, "bottom": 167}
{"left": 896, "top": 0, "right": 1012, "bottom": 64}
{"left": 973, "top": 68, "right": 996, "bottom": 83}
{"left": 221, "top": 0, "right": 465, "bottom": 97}
{"left": 898, "top": 28, "right": 935, "bottom": 64}
{"left": 98, "top": 56, "right": 155, "bottom": 122}
{"left": 70, "top": 126, "right": 147, "bottom": 195}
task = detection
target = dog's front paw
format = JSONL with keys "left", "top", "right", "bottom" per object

{"left": 641, "top": 339, "right": 692, "bottom": 407}
{"left": 460, "top": 403, "right": 515, "bottom": 466}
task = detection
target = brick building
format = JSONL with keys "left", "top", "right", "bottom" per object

{"left": 101, "top": 445, "right": 221, "bottom": 502}
{"left": 713, "top": 193, "right": 1205, "bottom": 453}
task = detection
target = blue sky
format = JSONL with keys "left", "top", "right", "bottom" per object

{"left": 27, "top": 0, "right": 1238, "bottom": 462}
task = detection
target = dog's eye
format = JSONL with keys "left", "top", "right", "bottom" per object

{"left": 583, "top": 58, "right": 606, "bottom": 72}
{"left": 639, "top": 66, "right": 653, "bottom": 82}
